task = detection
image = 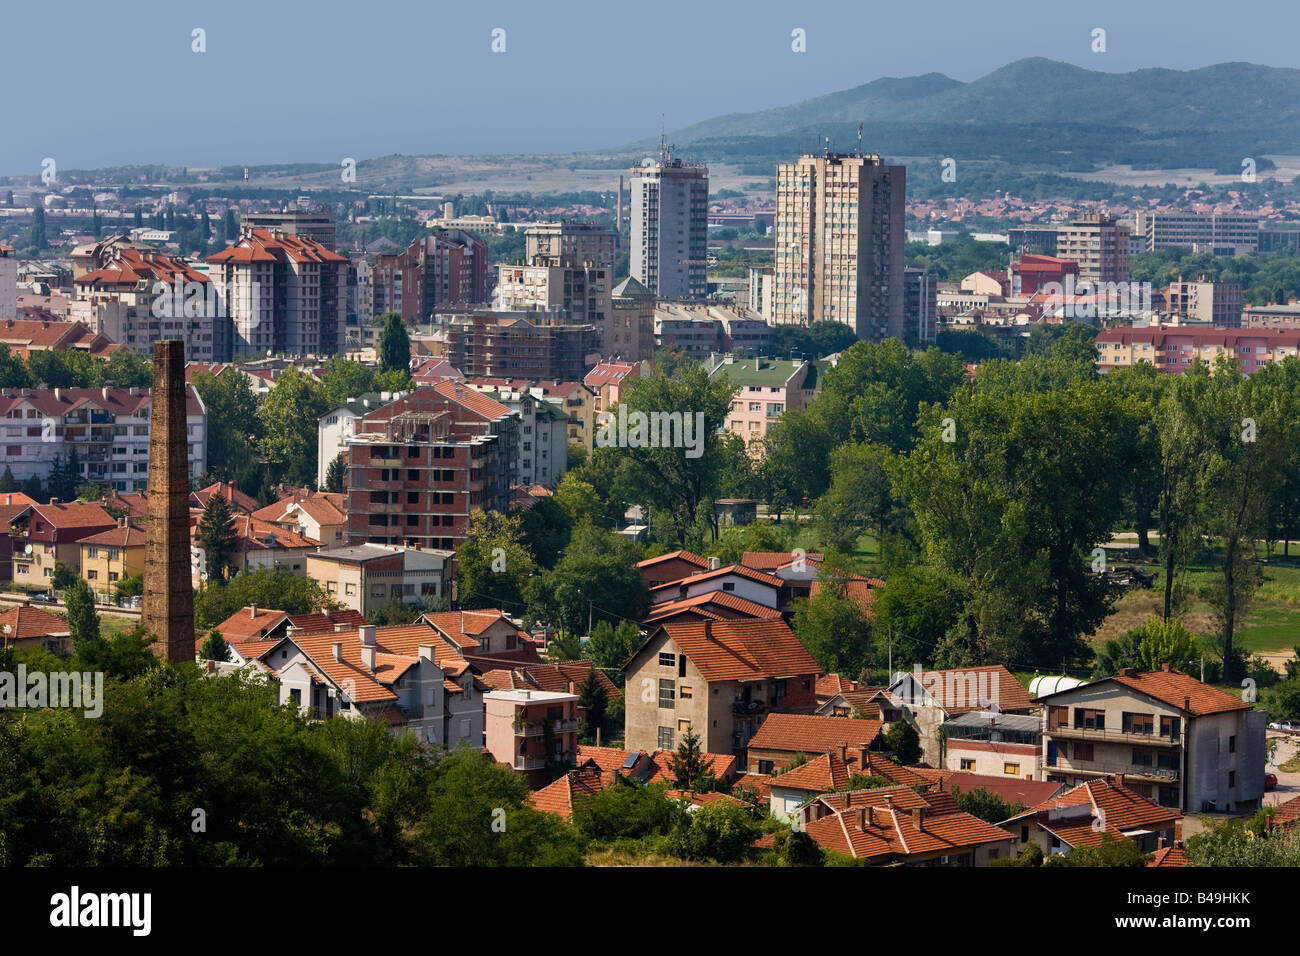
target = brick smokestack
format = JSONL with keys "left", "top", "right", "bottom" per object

{"left": 142, "top": 340, "right": 195, "bottom": 662}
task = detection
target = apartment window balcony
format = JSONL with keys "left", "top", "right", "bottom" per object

{"left": 1048, "top": 725, "right": 1181, "bottom": 747}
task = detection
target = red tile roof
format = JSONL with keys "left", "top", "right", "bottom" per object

{"left": 528, "top": 767, "right": 619, "bottom": 818}
{"left": 1147, "top": 845, "right": 1190, "bottom": 867}
{"left": 740, "top": 551, "right": 823, "bottom": 570}
{"left": 1107, "top": 667, "right": 1252, "bottom": 716}
{"left": 431, "top": 379, "right": 512, "bottom": 420}
{"left": 896, "top": 664, "right": 1034, "bottom": 714}
{"left": 935, "top": 773, "right": 1065, "bottom": 808}
{"left": 75, "top": 247, "right": 208, "bottom": 288}
{"left": 206, "top": 228, "right": 347, "bottom": 266}
{"left": 645, "top": 618, "right": 820, "bottom": 683}
{"left": 643, "top": 590, "right": 783, "bottom": 625}
{"left": 805, "top": 802, "right": 1012, "bottom": 862}
{"left": 649, "top": 563, "right": 785, "bottom": 597}
{"left": 1004, "top": 777, "right": 1181, "bottom": 850}
{"left": 635, "top": 550, "right": 710, "bottom": 571}
{"left": 192, "top": 481, "right": 259, "bottom": 514}
{"left": 30, "top": 501, "right": 116, "bottom": 531}
{"left": 0, "top": 604, "right": 69, "bottom": 639}
{"left": 214, "top": 606, "right": 293, "bottom": 642}
{"left": 79, "top": 524, "right": 146, "bottom": 548}
{"left": 747, "top": 714, "right": 884, "bottom": 757}
{"left": 285, "top": 607, "right": 368, "bottom": 635}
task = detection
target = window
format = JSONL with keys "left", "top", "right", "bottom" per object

{"left": 657, "top": 726, "right": 674, "bottom": 750}
{"left": 758, "top": 760, "right": 774, "bottom": 775}
{"left": 658, "top": 679, "right": 675, "bottom": 709}
{"left": 1020, "top": 825, "right": 1030, "bottom": 842}
{"left": 1132, "top": 748, "right": 1154, "bottom": 768}
{"left": 722, "top": 581, "right": 736, "bottom": 591}
{"left": 677, "top": 719, "right": 691, "bottom": 733}
{"left": 87, "top": 570, "right": 98, "bottom": 580}
{"left": 1228, "top": 735, "right": 1236, "bottom": 754}
{"left": 1074, "top": 708, "right": 1105, "bottom": 730}
{"left": 1003, "top": 762, "right": 1020, "bottom": 776}
{"left": 345, "top": 583, "right": 356, "bottom": 595}
{"left": 658, "top": 651, "right": 676, "bottom": 668}
{"left": 1160, "top": 715, "right": 1181, "bottom": 739}
{"left": 1228, "top": 770, "right": 1236, "bottom": 788}
{"left": 1073, "top": 742, "right": 1094, "bottom": 761}
{"left": 960, "top": 758, "right": 976, "bottom": 771}
{"left": 1122, "top": 712, "right": 1154, "bottom": 735}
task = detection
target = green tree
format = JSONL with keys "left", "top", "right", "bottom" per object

{"left": 526, "top": 524, "right": 648, "bottom": 638}
{"left": 881, "top": 720, "right": 922, "bottom": 765}
{"left": 664, "top": 798, "right": 760, "bottom": 863}
{"left": 197, "top": 492, "right": 239, "bottom": 583}
{"left": 455, "top": 509, "right": 537, "bottom": 610}
{"left": 64, "top": 578, "right": 100, "bottom": 648}
{"left": 1133, "top": 617, "right": 1202, "bottom": 672}
{"left": 50, "top": 560, "right": 77, "bottom": 592}
{"left": 666, "top": 726, "right": 716, "bottom": 792}
{"left": 113, "top": 573, "right": 143, "bottom": 603}
{"left": 600, "top": 364, "right": 736, "bottom": 545}
{"left": 29, "top": 205, "right": 46, "bottom": 249}
{"left": 378, "top": 312, "right": 411, "bottom": 374}
{"left": 192, "top": 370, "right": 262, "bottom": 485}
{"left": 585, "top": 619, "right": 640, "bottom": 673}
{"left": 577, "top": 667, "right": 610, "bottom": 744}
{"left": 0, "top": 465, "right": 17, "bottom": 493}
{"left": 323, "top": 452, "right": 345, "bottom": 494}
{"left": 951, "top": 786, "right": 1025, "bottom": 824}
{"left": 1044, "top": 832, "right": 1151, "bottom": 867}
{"left": 258, "top": 367, "right": 327, "bottom": 486}
{"left": 769, "top": 827, "right": 825, "bottom": 866}
{"left": 791, "top": 571, "right": 875, "bottom": 679}
{"left": 199, "top": 630, "right": 232, "bottom": 662}
{"left": 193, "top": 567, "right": 330, "bottom": 631}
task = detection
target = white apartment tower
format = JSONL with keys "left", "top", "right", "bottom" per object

{"left": 773, "top": 151, "right": 906, "bottom": 341}
{"left": 630, "top": 141, "right": 709, "bottom": 299}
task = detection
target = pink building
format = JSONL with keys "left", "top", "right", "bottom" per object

{"left": 708, "top": 356, "right": 817, "bottom": 455}
{"left": 484, "top": 688, "right": 580, "bottom": 789}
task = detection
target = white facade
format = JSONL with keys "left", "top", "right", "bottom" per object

{"left": 0, "top": 386, "right": 206, "bottom": 492}
{"left": 630, "top": 153, "right": 709, "bottom": 299}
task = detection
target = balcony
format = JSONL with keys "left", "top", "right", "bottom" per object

{"left": 513, "top": 755, "right": 548, "bottom": 771}
{"left": 1048, "top": 724, "right": 1181, "bottom": 747}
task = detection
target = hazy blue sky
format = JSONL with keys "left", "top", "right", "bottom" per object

{"left": 4, "top": 0, "right": 1297, "bottom": 175}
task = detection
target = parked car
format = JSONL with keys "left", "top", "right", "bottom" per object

{"left": 1270, "top": 722, "right": 1282, "bottom": 730}
{"left": 28, "top": 592, "right": 56, "bottom": 603}
{"left": 1265, "top": 773, "right": 1278, "bottom": 791}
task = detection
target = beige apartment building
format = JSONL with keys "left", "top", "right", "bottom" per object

{"left": 1133, "top": 211, "right": 1258, "bottom": 256}
{"left": 773, "top": 152, "right": 905, "bottom": 341}
{"left": 1056, "top": 213, "right": 1129, "bottom": 285}
{"left": 1095, "top": 326, "right": 1300, "bottom": 373}
{"left": 1165, "top": 277, "right": 1243, "bottom": 326}
{"left": 1037, "top": 666, "right": 1266, "bottom": 813}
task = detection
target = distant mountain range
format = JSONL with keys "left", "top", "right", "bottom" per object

{"left": 633, "top": 59, "right": 1300, "bottom": 187}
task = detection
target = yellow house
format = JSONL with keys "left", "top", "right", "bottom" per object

{"left": 79, "top": 524, "right": 147, "bottom": 599}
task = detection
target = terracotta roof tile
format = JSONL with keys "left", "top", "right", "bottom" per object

{"left": 747, "top": 714, "right": 884, "bottom": 756}
{"left": 644, "top": 618, "right": 819, "bottom": 683}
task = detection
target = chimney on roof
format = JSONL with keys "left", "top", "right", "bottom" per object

{"left": 331, "top": 641, "right": 342, "bottom": 661}
{"left": 418, "top": 644, "right": 435, "bottom": 663}
{"left": 1119, "top": 666, "right": 1137, "bottom": 677}
{"left": 249, "top": 604, "right": 256, "bottom": 619}
{"left": 361, "top": 644, "right": 376, "bottom": 671}
{"left": 49, "top": 498, "right": 59, "bottom": 505}
{"left": 702, "top": 619, "right": 711, "bottom": 641}
{"left": 912, "top": 807, "right": 925, "bottom": 832}
{"left": 838, "top": 743, "right": 847, "bottom": 763}
{"left": 334, "top": 623, "right": 349, "bottom": 633}
{"left": 1116, "top": 773, "right": 1125, "bottom": 788}
{"left": 858, "top": 806, "right": 868, "bottom": 829}
{"left": 359, "top": 625, "right": 376, "bottom": 647}
{"left": 1161, "top": 662, "right": 1172, "bottom": 672}
{"left": 102, "top": 387, "right": 108, "bottom": 400}
{"left": 54, "top": 387, "right": 60, "bottom": 401}
{"left": 709, "top": 556, "right": 720, "bottom": 571}
{"left": 859, "top": 743, "right": 870, "bottom": 768}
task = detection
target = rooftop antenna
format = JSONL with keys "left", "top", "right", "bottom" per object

{"left": 857, "top": 122, "right": 863, "bottom": 156}
{"left": 659, "top": 114, "right": 674, "bottom": 164}
{"left": 824, "top": 135, "right": 830, "bottom": 158}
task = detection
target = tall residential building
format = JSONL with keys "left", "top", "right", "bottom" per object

{"left": 903, "top": 268, "right": 936, "bottom": 344}
{"left": 1056, "top": 214, "right": 1130, "bottom": 285}
{"left": 70, "top": 248, "right": 227, "bottom": 362}
{"left": 494, "top": 221, "right": 615, "bottom": 327}
{"left": 370, "top": 230, "right": 489, "bottom": 324}
{"left": 1133, "top": 211, "right": 1258, "bottom": 256}
{"left": 773, "top": 152, "right": 906, "bottom": 342}
{"left": 629, "top": 144, "right": 709, "bottom": 299}
{"left": 206, "top": 228, "right": 349, "bottom": 358}
{"left": 0, "top": 245, "right": 16, "bottom": 319}
{"left": 344, "top": 383, "right": 518, "bottom": 550}
{"left": 240, "top": 209, "right": 337, "bottom": 250}
{"left": 748, "top": 265, "right": 774, "bottom": 321}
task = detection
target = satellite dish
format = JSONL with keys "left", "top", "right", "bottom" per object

{"left": 24, "top": 543, "right": 32, "bottom": 554}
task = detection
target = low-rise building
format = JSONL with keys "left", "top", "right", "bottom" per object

{"left": 998, "top": 776, "right": 1181, "bottom": 857}
{"left": 78, "top": 522, "right": 146, "bottom": 599}
{"left": 0, "top": 604, "right": 72, "bottom": 656}
{"left": 485, "top": 688, "right": 580, "bottom": 788}
{"left": 305, "top": 543, "right": 456, "bottom": 615}
{"left": 10, "top": 501, "right": 117, "bottom": 584}
{"left": 1037, "top": 665, "right": 1266, "bottom": 813}
{"left": 622, "top": 618, "right": 821, "bottom": 757}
